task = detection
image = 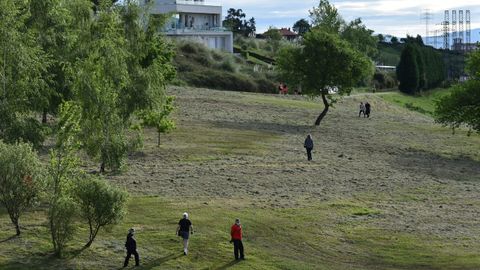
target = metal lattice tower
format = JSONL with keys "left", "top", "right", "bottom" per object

{"left": 444, "top": 10, "right": 450, "bottom": 49}
{"left": 459, "top": 10, "right": 464, "bottom": 44}
{"left": 466, "top": 10, "right": 471, "bottom": 45}
{"left": 452, "top": 10, "right": 457, "bottom": 41}
{"left": 422, "top": 9, "right": 433, "bottom": 46}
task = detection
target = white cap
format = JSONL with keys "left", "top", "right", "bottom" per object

{"left": 183, "top": 212, "right": 189, "bottom": 219}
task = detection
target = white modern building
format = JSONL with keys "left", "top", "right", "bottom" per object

{"left": 142, "top": 0, "right": 233, "bottom": 52}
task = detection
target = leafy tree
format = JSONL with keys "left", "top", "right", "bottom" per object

{"left": 391, "top": 36, "right": 399, "bottom": 44}
{"left": 49, "top": 196, "right": 77, "bottom": 258}
{"left": 0, "top": 0, "right": 49, "bottom": 147}
{"left": 397, "top": 44, "right": 420, "bottom": 94}
{"left": 377, "top": 34, "right": 385, "bottom": 42}
{"left": 309, "top": 1, "right": 377, "bottom": 58}
{"left": 397, "top": 39, "right": 445, "bottom": 94}
{"left": 435, "top": 50, "right": 480, "bottom": 133}
{"left": 277, "top": 30, "right": 373, "bottom": 126}
{"left": 293, "top": 19, "right": 311, "bottom": 36}
{"left": 47, "top": 102, "right": 82, "bottom": 257}
{"left": 69, "top": 1, "right": 175, "bottom": 172}
{"left": 70, "top": 7, "right": 129, "bottom": 172}
{"left": 223, "top": 8, "right": 246, "bottom": 34}
{"left": 264, "top": 27, "right": 283, "bottom": 53}
{"left": 309, "top": 0, "right": 344, "bottom": 33}
{"left": 75, "top": 175, "right": 128, "bottom": 247}
{"left": 264, "top": 27, "right": 282, "bottom": 41}
{"left": 0, "top": 141, "right": 44, "bottom": 236}
{"left": 139, "top": 96, "right": 176, "bottom": 146}
{"left": 223, "top": 8, "right": 255, "bottom": 37}
{"left": 245, "top": 17, "right": 256, "bottom": 37}
{"left": 341, "top": 18, "right": 378, "bottom": 58}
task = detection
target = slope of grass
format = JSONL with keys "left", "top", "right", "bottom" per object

{"left": 379, "top": 88, "right": 454, "bottom": 115}
{"left": 1, "top": 87, "right": 480, "bottom": 269}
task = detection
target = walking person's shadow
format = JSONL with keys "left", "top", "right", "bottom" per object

{"left": 214, "top": 259, "right": 241, "bottom": 270}
{"left": 135, "top": 254, "right": 182, "bottom": 270}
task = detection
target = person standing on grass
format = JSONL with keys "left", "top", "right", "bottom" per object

{"left": 230, "top": 218, "right": 245, "bottom": 260}
{"left": 176, "top": 212, "right": 194, "bottom": 255}
{"left": 365, "top": 102, "right": 371, "bottom": 118}
{"left": 359, "top": 102, "right": 366, "bottom": 117}
{"left": 304, "top": 134, "right": 314, "bottom": 161}
{"left": 123, "top": 228, "right": 139, "bottom": 267}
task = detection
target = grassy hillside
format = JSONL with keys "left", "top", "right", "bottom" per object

{"left": 173, "top": 41, "right": 277, "bottom": 93}
{"left": 1, "top": 87, "right": 480, "bottom": 269}
{"left": 379, "top": 88, "right": 454, "bottom": 115}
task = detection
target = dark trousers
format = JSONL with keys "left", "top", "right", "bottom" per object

{"left": 359, "top": 110, "right": 365, "bottom": 117}
{"left": 124, "top": 249, "right": 139, "bottom": 267}
{"left": 306, "top": 148, "right": 312, "bottom": 161}
{"left": 233, "top": 239, "right": 244, "bottom": 259}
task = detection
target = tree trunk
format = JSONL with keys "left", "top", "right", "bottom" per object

{"left": 100, "top": 162, "right": 105, "bottom": 173}
{"left": 314, "top": 92, "right": 330, "bottom": 126}
{"left": 157, "top": 131, "right": 161, "bottom": 147}
{"left": 85, "top": 224, "right": 99, "bottom": 248}
{"left": 14, "top": 219, "right": 20, "bottom": 236}
{"left": 42, "top": 109, "right": 48, "bottom": 124}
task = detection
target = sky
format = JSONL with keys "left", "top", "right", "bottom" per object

{"left": 220, "top": 0, "right": 480, "bottom": 41}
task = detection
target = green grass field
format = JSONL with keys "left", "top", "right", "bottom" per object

{"left": 379, "top": 88, "right": 454, "bottom": 115}
{"left": 1, "top": 87, "right": 479, "bottom": 270}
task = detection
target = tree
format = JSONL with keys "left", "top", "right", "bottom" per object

{"left": 0, "top": 141, "right": 44, "bottom": 236}
{"left": 245, "top": 17, "right": 256, "bottom": 37}
{"left": 75, "top": 175, "right": 128, "bottom": 247}
{"left": 47, "top": 102, "right": 82, "bottom": 257}
{"left": 309, "top": 1, "right": 377, "bottom": 58}
{"left": 139, "top": 96, "right": 176, "bottom": 146}
{"left": 309, "top": 0, "right": 344, "bottom": 34}
{"left": 277, "top": 30, "right": 373, "bottom": 126}
{"left": 223, "top": 8, "right": 246, "bottom": 34}
{"left": 377, "top": 34, "right": 385, "bottom": 42}
{"left": 397, "top": 44, "right": 420, "bottom": 94}
{"left": 293, "top": 19, "right": 311, "bottom": 36}
{"left": 397, "top": 39, "right": 445, "bottom": 94}
{"left": 341, "top": 18, "right": 378, "bottom": 58}
{"left": 391, "top": 36, "right": 399, "bottom": 44}
{"left": 435, "top": 50, "right": 480, "bottom": 133}
{"left": 0, "top": 0, "right": 49, "bottom": 147}
{"left": 264, "top": 27, "right": 283, "bottom": 53}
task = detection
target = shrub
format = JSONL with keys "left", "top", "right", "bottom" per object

{"left": 49, "top": 196, "right": 77, "bottom": 258}
{"left": 75, "top": 175, "right": 128, "bottom": 247}
{"left": 0, "top": 141, "right": 44, "bottom": 236}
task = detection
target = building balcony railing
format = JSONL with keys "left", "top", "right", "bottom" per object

{"left": 165, "top": 26, "right": 229, "bottom": 34}
{"left": 174, "top": 0, "right": 220, "bottom": 6}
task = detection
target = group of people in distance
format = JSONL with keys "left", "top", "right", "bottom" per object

{"left": 303, "top": 102, "right": 374, "bottom": 162}
{"left": 359, "top": 101, "right": 371, "bottom": 118}
{"left": 123, "top": 213, "right": 245, "bottom": 267}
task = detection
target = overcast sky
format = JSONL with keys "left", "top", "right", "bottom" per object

{"left": 220, "top": 0, "right": 480, "bottom": 40}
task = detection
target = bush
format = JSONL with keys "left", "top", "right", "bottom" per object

{"left": 49, "top": 196, "right": 77, "bottom": 258}
{"left": 0, "top": 141, "right": 44, "bottom": 236}
{"left": 75, "top": 175, "right": 128, "bottom": 247}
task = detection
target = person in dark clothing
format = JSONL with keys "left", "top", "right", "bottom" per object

{"left": 304, "top": 134, "right": 314, "bottom": 161}
{"left": 176, "top": 212, "right": 194, "bottom": 255}
{"left": 123, "top": 228, "right": 139, "bottom": 267}
{"left": 365, "top": 102, "right": 371, "bottom": 118}
{"left": 230, "top": 218, "right": 245, "bottom": 260}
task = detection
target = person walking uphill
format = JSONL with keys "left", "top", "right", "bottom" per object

{"left": 176, "top": 212, "right": 194, "bottom": 255}
{"left": 365, "top": 102, "right": 371, "bottom": 118}
{"left": 123, "top": 228, "right": 139, "bottom": 267}
{"left": 230, "top": 218, "right": 245, "bottom": 260}
{"left": 304, "top": 134, "right": 314, "bottom": 161}
{"left": 359, "top": 102, "right": 366, "bottom": 117}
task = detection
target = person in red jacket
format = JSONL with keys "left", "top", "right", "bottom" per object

{"left": 230, "top": 218, "right": 245, "bottom": 260}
